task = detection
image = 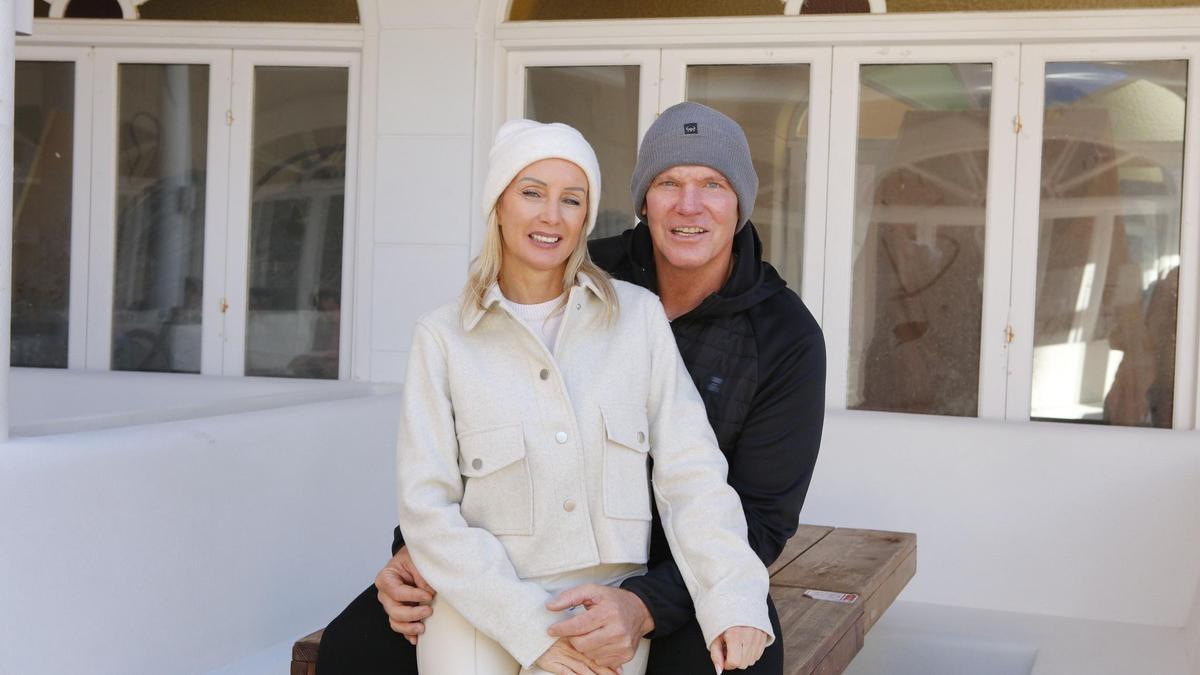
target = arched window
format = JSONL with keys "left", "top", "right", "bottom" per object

{"left": 35, "top": 0, "right": 360, "bottom": 22}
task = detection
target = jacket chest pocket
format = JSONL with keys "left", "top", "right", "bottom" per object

{"left": 600, "top": 405, "right": 652, "bottom": 521}
{"left": 457, "top": 423, "right": 533, "bottom": 536}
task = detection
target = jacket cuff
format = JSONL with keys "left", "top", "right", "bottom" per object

{"left": 693, "top": 593, "right": 775, "bottom": 652}
{"left": 507, "top": 618, "right": 560, "bottom": 669}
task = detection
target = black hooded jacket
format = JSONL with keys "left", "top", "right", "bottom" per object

{"left": 588, "top": 221, "right": 826, "bottom": 637}
{"left": 390, "top": 222, "right": 825, "bottom": 639}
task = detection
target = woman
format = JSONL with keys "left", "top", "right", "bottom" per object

{"left": 396, "top": 119, "right": 772, "bottom": 675}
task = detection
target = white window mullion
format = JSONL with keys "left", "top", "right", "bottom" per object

{"left": 221, "top": 50, "right": 255, "bottom": 377}
{"left": 977, "top": 46, "right": 1022, "bottom": 421}
{"left": 822, "top": 49, "right": 861, "bottom": 411}
{"left": 199, "top": 52, "right": 233, "bottom": 376}
{"left": 85, "top": 49, "right": 119, "bottom": 371}
{"left": 340, "top": 53, "right": 363, "bottom": 381}
{"left": 1006, "top": 49, "right": 1046, "bottom": 422}
{"left": 1177, "top": 49, "right": 1200, "bottom": 430}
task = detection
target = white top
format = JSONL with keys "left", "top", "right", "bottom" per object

{"left": 503, "top": 292, "right": 566, "bottom": 352}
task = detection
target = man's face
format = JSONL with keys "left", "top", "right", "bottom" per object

{"left": 643, "top": 165, "right": 738, "bottom": 275}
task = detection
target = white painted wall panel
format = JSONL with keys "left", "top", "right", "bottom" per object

{"left": 378, "top": 0, "right": 480, "bottom": 29}
{"left": 802, "top": 410, "right": 1200, "bottom": 628}
{"left": 374, "top": 136, "right": 473, "bottom": 245}
{"left": 377, "top": 29, "right": 476, "bottom": 136}
{"left": 0, "top": 377, "right": 400, "bottom": 674}
{"left": 1187, "top": 585, "right": 1200, "bottom": 673}
{"left": 371, "top": 349, "right": 410, "bottom": 384}
{"left": 370, "top": 244, "right": 469, "bottom": 352}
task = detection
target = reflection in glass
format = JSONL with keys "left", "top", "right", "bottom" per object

{"left": 112, "top": 64, "right": 209, "bottom": 373}
{"left": 1031, "top": 61, "right": 1184, "bottom": 428}
{"left": 848, "top": 63, "right": 994, "bottom": 416}
{"left": 245, "top": 67, "right": 348, "bottom": 379}
{"left": 13, "top": 62, "right": 74, "bottom": 368}
{"left": 687, "top": 64, "right": 811, "bottom": 291}
{"left": 526, "top": 66, "right": 640, "bottom": 239}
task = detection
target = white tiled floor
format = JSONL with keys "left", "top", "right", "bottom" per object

{"left": 846, "top": 601, "right": 1193, "bottom": 675}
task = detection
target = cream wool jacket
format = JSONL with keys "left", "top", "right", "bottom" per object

{"left": 396, "top": 275, "right": 773, "bottom": 668}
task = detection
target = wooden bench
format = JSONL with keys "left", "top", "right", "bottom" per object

{"left": 292, "top": 525, "right": 916, "bottom": 675}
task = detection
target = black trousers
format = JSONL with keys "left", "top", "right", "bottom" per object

{"left": 316, "top": 584, "right": 784, "bottom": 674}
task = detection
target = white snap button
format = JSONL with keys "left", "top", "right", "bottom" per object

{"left": 555, "top": 431, "right": 568, "bottom": 444}
{"left": 637, "top": 431, "right": 646, "bottom": 444}
{"left": 563, "top": 499, "right": 576, "bottom": 512}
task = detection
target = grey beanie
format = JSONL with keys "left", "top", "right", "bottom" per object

{"left": 630, "top": 102, "right": 758, "bottom": 231}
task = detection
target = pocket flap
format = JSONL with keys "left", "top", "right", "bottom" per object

{"left": 601, "top": 405, "right": 650, "bottom": 453}
{"left": 457, "top": 423, "right": 526, "bottom": 478}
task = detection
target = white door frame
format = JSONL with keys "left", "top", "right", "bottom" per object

{"left": 87, "top": 47, "right": 233, "bottom": 374}
{"left": 659, "top": 46, "right": 834, "bottom": 321}
{"left": 1010, "top": 42, "right": 1200, "bottom": 430}
{"left": 13, "top": 45, "right": 94, "bottom": 370}
{"left": 223, "top": 49, "right": 361, "bottom": 378}
{"left": 823, "top": 45, "right": 1021, "bottom": 418}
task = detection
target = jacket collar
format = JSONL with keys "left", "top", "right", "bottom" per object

{"left": 460, "top": 272, "right": 606, "bottom": 332}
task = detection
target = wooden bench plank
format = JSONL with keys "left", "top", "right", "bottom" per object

{"left": 772, "top": 528, "right": 916, "bottom": 596}
{"left": 769, "top": 524, "right": 834, "bottom": 577}
{"left": 292, "top": 629, "right": 322, "bottom": 673}
{"left": 770, "top": 586, "right": 862, "bottom": 675}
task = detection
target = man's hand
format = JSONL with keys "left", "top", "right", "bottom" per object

{"left": 545, "top": 584, "right": 653, "bottom": 667}
{"left": 374, "top": 545, "right": 436, "bottom": 645}
{"left": 709, "top": 626, "right": 769, "bottom": 672}
{"left": 534, "top": 638, "right": 622, "bottom": 675}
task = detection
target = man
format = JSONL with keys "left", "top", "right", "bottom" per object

{"left": 318, "top": 102, "right": 826, "bottom": 674}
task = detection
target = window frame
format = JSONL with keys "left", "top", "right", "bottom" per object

{"left": 12, "top": 45, "right": 94, "bottom": 370}
{"left": 16, "top": 21, "right": 363, "bottom": 380}
{"left": 1010, "top": 42, "right": 1200, "bottom": 429}
{"left": 223, "top": 49, "right": 361, "bottom": 378}
{"left": 89, "top": 47, "right": 233, "bottom": 375}
{"left": 658, "top": 46, "right": 834, "bottom": 319}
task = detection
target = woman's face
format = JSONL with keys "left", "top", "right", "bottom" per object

{"left": 496, "top": 158, "right": 589, "bottom": 278}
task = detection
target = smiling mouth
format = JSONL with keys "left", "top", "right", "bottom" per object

{"left": 671, "top": 227, "right": 708, "bottom": 236}
{"left": 529, "top": 233, "right": 561, "bottom": 245}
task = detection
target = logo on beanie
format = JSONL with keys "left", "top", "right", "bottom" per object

{"left": 684, "top": 122, "right": 698, "bottom": 135}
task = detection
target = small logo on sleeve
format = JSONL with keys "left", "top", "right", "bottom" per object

{"left": 684, "top": 122, "right": 699, "bottom": 135}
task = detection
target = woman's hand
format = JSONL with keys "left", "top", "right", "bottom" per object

{"left": 709, "top": 626, "right": 769, "bottom": 671}
{"left": 535, "top": 638, "right": 621, "bottom": 675}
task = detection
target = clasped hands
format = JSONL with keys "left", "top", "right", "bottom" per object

{"left": 376, "top": 546, "right": 767, "bottom": 673}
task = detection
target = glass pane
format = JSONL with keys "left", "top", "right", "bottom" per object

{"left": 13, "top": 61, "right": 74, "bottom": 368}
{"left": 1031, "top": 61, "right": 1185, "bottom": 428}
{"left": 112, "top": 64, "right": 209, "bottom": 374}
{"left": 525, "top": 66, "right": 640, "bottom": 239}
{"left": 245, "top": 66, "right": 348, "bottom": 380}
{"left": 687, "top": 63, "right": 811, "bottom": 291}
{"left": 848, "top": 63, "right": 993, "bottom": 416}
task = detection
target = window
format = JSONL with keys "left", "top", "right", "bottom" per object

{"left": 509, "top": 38, "right": 1198, "bottom": 430}
{"left": 13, "top": 47, "right": 357, "bottom": 379}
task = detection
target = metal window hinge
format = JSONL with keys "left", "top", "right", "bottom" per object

{"left": 1013, "top": 115, "right": 1023, "bottom": 135}
{"left": 226, "top": 110, "right": 234, "bottom": 126}
{"left": 220, "top": 298, "right": 229, "bottom": 314}
{"left": 1004, "top": 324, "right": 1015, "bottom": 344}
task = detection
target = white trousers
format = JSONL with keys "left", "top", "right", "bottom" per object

{"left": 416, "top": 595, "right": 651, "bottom": 675}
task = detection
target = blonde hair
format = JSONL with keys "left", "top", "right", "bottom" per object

{"left": 462, "top": 204, "right": 619, "bottom": 325}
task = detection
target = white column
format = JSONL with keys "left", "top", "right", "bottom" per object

{"left": 1, "top": 4, "right": 18, "bottom": 441}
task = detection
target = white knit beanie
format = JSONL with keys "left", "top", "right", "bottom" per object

{"left": 482, "top": 119, "right": 602, "bottom": 235}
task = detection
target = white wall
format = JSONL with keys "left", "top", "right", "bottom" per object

{"left": 354, "top": 0, "right": 482, "bottom": 384}
{"left": 0, "top": 388, "right": 400, "bottom": 674}
{"left": 1188, "top": 582, "right": 1200, "bottom": 673}
{"left": 802, "top": 410, "right": 1200, "bottom": 629}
